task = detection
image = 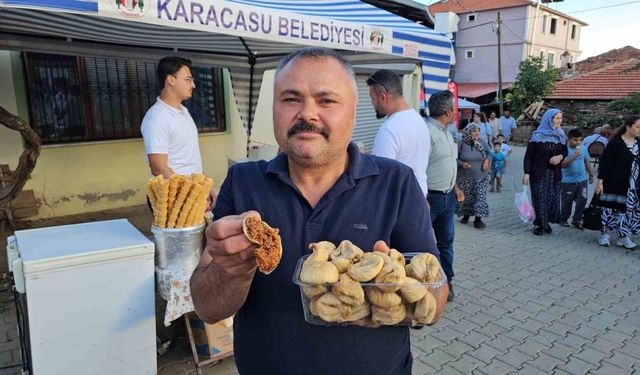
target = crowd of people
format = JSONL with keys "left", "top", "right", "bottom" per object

{"left": 522, "top": 109, "right": 640, "bottom": 250}
{"left": 411, "top": 92, "right": 640, "bottom": 257}
{"left": 366, "top": 78, "right": 537, "bottom": 304}
{"left": 431, "top": 102, "right": 639, "bottom": 253}
{"left": 362, "top": 80, "right": 640, "bottom": 315}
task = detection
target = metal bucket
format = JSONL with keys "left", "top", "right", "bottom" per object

{"left": 151, "top": 223, "right": 205, "bottom": 269}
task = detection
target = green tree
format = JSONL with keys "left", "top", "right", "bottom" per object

{"left": 608, "top": 92, "right": 640, "bottom": 113}
{"left": 576, "top": 92, "right": 640, "bottom": 130}
{"left": 505, "top": 57, "right": 558, "bottom": 116}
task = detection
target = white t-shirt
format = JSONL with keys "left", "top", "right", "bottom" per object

{"left": 500, "top": 143, "right": 512, "bottom": 155}
{"left": 141, "top": 98, "right": 203, "bottom": 175}
{"left": 371, "top": 109, "right": 431, "bottom": 196}
{"left": 489, "top": 118, "right": 500, "bottom": 137}
{"left": 477, "top": 122, "right": 492, "bottom": 145}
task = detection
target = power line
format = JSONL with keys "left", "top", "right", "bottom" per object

{"left": 453, "top": 0, "right": 640, "bottom": 27}
{"left": 500, "top": 0, "right": 640, "bottom": 23}
{"left": 567, "top": 0, "right": 640, "bottom": 14}
{"left": 501, "top": 22, "right": 523, "bottom": 43}
{"left": 500, "top": 22, "right": 524, "bottom": 71}
{"left": 452, "top": 0, "right": 639, "bottom": 63}
{"left": 457, "top": 21, "right": 493, "bottom": 32}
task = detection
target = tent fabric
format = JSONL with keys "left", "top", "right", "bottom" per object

{"left": 0, "top": 0, "right": 453, "bottom": 138}
{"left": 457, "top": 82, "right": 513, "bottom": 99}
{"left": 458, "top": 98, "right": 480, "bottom": 110}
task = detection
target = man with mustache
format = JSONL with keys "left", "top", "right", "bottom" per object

{"left": 141, "top": 56, "right": 215, "bottom": 209}
{"left": 368, "top": 69, "right": 430, "bottom": 197}
{"left": 190, "top": 47, "right": 447, "bottom": 375}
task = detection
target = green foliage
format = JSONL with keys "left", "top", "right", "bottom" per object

{"left": 608, "top": 92, "right": 640, "bottom": 113}
{"left": 505, "top": 57, "right": 558, "bottom": 116}
{"left": 575, "top": 112, "right": 623, "bottom": 130}
{"left": 573, "top": 93, "right": 639, "bottom": 131}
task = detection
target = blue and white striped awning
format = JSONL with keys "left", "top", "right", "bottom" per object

{"left": 0, "top": 0, "right": 453, "bottom": 130}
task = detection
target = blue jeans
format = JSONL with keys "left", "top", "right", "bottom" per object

{"left": 427, "top": 190, "right": 456, "bottom": 283}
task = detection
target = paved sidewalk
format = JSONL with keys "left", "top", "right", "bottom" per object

{"left": 1, "top": 146, "right": 639, "bottom": 374}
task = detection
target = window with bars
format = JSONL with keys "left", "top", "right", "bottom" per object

{"left": 23, "top": 52, "right": 225, "bottom": 144}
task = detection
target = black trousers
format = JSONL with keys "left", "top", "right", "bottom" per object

{"left": 561, "top": 180, "right": 588, "bottom": 224}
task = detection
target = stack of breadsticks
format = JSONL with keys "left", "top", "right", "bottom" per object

{"left": 146, "top": 173, "right": 214, "bottom": 228}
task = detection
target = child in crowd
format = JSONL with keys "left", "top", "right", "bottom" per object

{"left": 560, "top": 129, "right": 594, "bottom": 229}
{"left": 490, "top": 142, "right": 506, "bottom": 192}
{"left": 495, "top": 134, "right": 512, "bottom": 189}
{"left": 496, "top": 134, "right": 512, "bottom": 157}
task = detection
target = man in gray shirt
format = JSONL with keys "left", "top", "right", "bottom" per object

{"left": 499, "top": 109, "right": 517, "bottom": 143}
{"left": 425, "top": 90, "right": 461, "bottom": 301}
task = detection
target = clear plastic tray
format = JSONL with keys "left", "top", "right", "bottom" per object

{"left": 292, "top": 252, "right": 447, "bottom": 327}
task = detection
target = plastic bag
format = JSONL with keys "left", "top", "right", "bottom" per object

{"left": 515, "top": 185, "right": 536, "bottom": 223}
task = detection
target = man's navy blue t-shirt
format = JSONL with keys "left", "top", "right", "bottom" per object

{"left": 213, "top": 143, "right": 439, "bottom": 375}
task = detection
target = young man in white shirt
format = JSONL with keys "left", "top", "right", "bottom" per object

{"left": 368, "top": 69, "right": 430, "bottom": 196}
{"left": 141, "top": 56, "right": 215, "bottom": 208}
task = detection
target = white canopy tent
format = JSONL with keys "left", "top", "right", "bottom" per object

{"left": 0, "top": 0, "right": 453, "bottom": 141}
{"left": 458, "top": 98, "right": 480, "bottom": 110}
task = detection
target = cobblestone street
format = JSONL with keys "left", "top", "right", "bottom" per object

{"left": 1, "top": 146, "right": 639, "bottom": 374}
{"left": 411, "top": 146, "right": 640, "bottom": 374}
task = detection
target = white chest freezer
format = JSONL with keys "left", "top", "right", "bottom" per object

{"left": 9, "top": 219, "right": 156, "bottom": 375}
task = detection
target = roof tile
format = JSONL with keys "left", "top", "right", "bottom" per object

{"left": 547, "top": 59, "right": 640, "bottom": 100}
{"left": 429, "top": 0, "right": 531, "bottom": 14}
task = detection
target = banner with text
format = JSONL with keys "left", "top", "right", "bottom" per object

{"left": 98, "top": 0, "right": 393, "bottom": 54}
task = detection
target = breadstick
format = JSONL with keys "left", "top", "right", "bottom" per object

{"left": 191, "top": 173, "right": 205, "bottom": 185}
{"left": 167, "top": 179, "right": 194, "bottom": 228}
{"left": 149, "top": 175, "right": 164, "bottom": 225}
{"left": 194, "top": 177, "right": 215, "bottom": 226}
{"left": 150, "top": 175, "right": 164, "bottom": 203}
{"left": 145, "top": 178, "right": 158, "bottom": 212}
{"left": 167, "top": 174, "right": 184, "bottom": 221}
{"left": 176, "top": 182, "right": 205, "bottom": 228}
{"left": 185, "top": 180, "right": 212, "bottom": 227}
{"left": 155, "top": 179, "right": 170, "bottom": 228}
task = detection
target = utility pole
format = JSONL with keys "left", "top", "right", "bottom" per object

{"left": 530, "top": 0, "right": 542, "bottom": 56}
{"left": 497, "top": 11, "right": 504, "bottom": 116}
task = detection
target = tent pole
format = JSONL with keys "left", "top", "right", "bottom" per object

{"left": 247, "top": 54, "right": 256, "bottom": 157}
{"left": 239, "top": 37, "right": 256, "bottom": 157}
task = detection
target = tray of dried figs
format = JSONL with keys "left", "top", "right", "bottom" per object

{"left": 292, "top": 240, "right": 447, "bottom": 327}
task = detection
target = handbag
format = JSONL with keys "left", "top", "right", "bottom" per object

{"left": 583, "top": 193, "right": 603, "bottom": 231}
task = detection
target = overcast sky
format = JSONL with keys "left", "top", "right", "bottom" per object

{"left": 418, "top": 0, "right": 640, "bottom": 60}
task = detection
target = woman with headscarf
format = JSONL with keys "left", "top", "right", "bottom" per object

{"left": 595, "top": 115, "right": 640, "bottom": 249}
{"left": 523, "top": 108, "right": 568, "bottom": 235}
{"left": 456, "top": 124, "right": 491, "bottom": 228}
